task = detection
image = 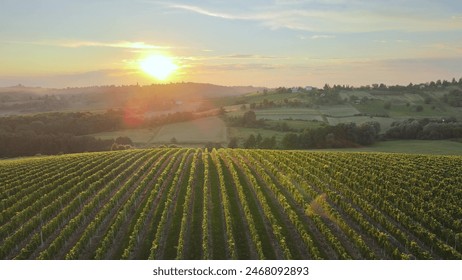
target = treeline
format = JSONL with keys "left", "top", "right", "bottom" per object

{"left": 280, "top": 122, "right": 380, "bottom": 149}
{"left": 385, "top": 118, "right": 462, "bottom": 140}
{"left": 343, "top": 77, "right": 462, "bottom": 92}
{"left": 229, "top": 134, "right": 277, "bottom": 149}
{"left": 0, "top": 109, "right": 213, "bottom": 157}
{"left": 234, "top": 122, "right": 380, "bottom": 150}
{"left": 226, "top": 111, "right": 264, "bottom": 127}
{"left": 235, "top": 118, "right": 462, "bottom": 150}
{"left": 0, "top": 133, "right": 115, "bottom": 157}
{"left": 0, "top": 110, "right": 124, "bottom": 136}
{"left": 0, "top": 111, "right": 124, "bottom": 157}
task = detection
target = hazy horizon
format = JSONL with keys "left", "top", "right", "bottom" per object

{"left": 1, "top": 0, "right": 462, "bottom": 88}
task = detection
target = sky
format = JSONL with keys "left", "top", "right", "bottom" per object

{"left": 1, "top": 0, "right": 462, "bottom": 88}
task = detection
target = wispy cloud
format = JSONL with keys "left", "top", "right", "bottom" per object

{"left": 311, "top": 35, "right": 336, "bottom": 39}
{"left": 63, "top": 41, "right": 169, "bottom": 49}
{"left": 197, "top": 63, "right": 282, "bottom": 72}
{"left": 14, "top": 40, "right": 170, "bottom": 50}
{"left": 169, "top": 4, "right": 242, "bottom": 20}
{"left": 222, "top": 54, "right": 284, "bottom": 59}
{"left": 165, "top": 1, "right": 462, "bottom": 33}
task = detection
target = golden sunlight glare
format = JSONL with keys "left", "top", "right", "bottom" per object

{"left": 139, "top": 54, "right": 178, "bottom": 81}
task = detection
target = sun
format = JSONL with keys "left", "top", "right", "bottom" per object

{"left": 139, "top": 54, "right": 178, "bottom": 81}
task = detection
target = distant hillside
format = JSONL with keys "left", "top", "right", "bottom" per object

{"left": 0, "top": 83, "right": 264, "bottom": 114}
{"left": 0, "top": 83, "right": 262, "bottom": 98}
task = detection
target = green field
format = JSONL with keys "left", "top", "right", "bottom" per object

{"left": 89, "top": 117, "right": 227, "bottom": 146}
{"left": 252, "top": 105, "right": 360, "bottom": 121}
{"left": 265, "top": 119, "right": 325, "bottom": 131}
{"left": 89, "top": 127, "right": 160, "bottom": 147}
{"left": 348, "top": 91, "right": 462, "bottom": 120}
{"left": 242, "top": 92, "right": 303, "bottom": 104}
{"left": 318, "top": 104, "right": 360, "bottom": 117}
{"left": 254, "top": 108, "right": 324, "bottom": 121}
{"left": 151, "top": 117, "right": 227, "bottom": 144}
{"left": 1, "top": 148, "right": 461, "bottom": 260}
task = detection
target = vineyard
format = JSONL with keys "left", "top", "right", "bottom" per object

{"left": 1, "top": 148, "right": 462, "bottom": 260}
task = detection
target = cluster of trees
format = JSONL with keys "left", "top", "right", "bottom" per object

{"left": 0, "top": 111, "right": 130, "bottom": 158}
{"left": 281, "top": 122, "right": 381, "bottom": 150}
{"left": 354, "top": 77, "right": 462, "bottom": 92}
{"left": 232, "top": 134, "right": 277, "bottom": 149}
{"left": 0, "top": 133, "right": 114, "bottom": 158}
{"left": 310, "top": 90, "right": 343, "bottom": 105}
{"left": 226, "top": 111, "right": 264, "bottom": 128}
{"left": 0, "top": 110, "right": 124, "bottom": 136}
{"left": 227, "top": 122, "right": 381, "bottom": 150}
{"left": 111, "top": 137, "right": 134, "bottom": 151}
{"left": 416, "top": 78, "right": 462, "bottom": 90}
{"left": 385, "top": 118, "right": 462, "bottom": 140}
{"left": 248, "top": 99, "right": 277, "bottom": 110}
{"left": 0, "top": 106, "right": 214, "bottom": 157}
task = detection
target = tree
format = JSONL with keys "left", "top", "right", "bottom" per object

{"left": 282, "top": 133, "right": 299, "bottom": 149}
{"left": 242, "top": 110, "right": 257, "bottom": 127}
{"left": 277, "top": 122, "right": 290, "bottom": 132}
{"left": 260, "top": 136, "right": 276, "bottom": 149}
{"left": 228, "top": 137, "right": 238, "bottom": 148}
{"left": 357, "top": 122, "right": 379, "bottom": 145}
{"left": 255, "top": 133, "right": 263, "bottom": 147}
{"left": 111, "top": 143, "right": 131, "bottom": 151}
{"left": 349, "top": 95, "right": 359, "bottom": 103}
{"left": 325, "top": 133, "right": 336, "bottom": 147}
{"left": 115, "top": 136, "right": 133, "bottom": 146}
{"left": 244, "top": 134, "right": 257, "bottom": 149}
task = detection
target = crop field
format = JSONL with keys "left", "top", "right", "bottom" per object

{"left": 151, "top": 117, "right": 227, "bottom": 144}
{"left": 255, "top": 108, "right": 324, "bottom": 121}
{"left": 318, "top": 104, "right": 360, "bottom": 117}
{"left": 1, "top": 148, "right": 461, "bottom": 260}
{"left": 89, "top": 128, "right": 160, "bottom": 147}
